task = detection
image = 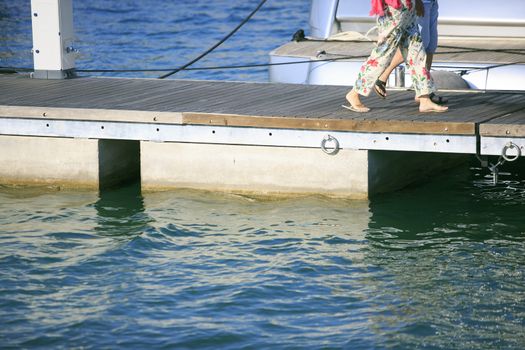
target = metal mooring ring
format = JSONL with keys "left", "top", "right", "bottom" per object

{"left": 321, "top": 134, "right": 340, "bottom": 155}
{"left": 501, "top": 142, "right": 521, "bottom": 162}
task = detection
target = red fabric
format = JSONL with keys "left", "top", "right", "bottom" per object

{"left": 369, "top": 0, "right": 412, "bottom": 16}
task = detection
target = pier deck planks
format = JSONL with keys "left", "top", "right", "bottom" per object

{"left": 1, "top": 74, "right": 524, "bottom": 137}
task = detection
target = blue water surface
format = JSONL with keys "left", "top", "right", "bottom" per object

{"left": 1, "top": 1, "right": 525, "bottom": 349}
{"left": 1, "top": 0, "right": 310, "bottom": 81}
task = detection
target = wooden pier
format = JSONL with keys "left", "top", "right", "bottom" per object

{"left": 0, "top": 74, "right": 524, "bottom": 197}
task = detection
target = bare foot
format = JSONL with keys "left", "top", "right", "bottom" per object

{"left": 344, "top": 90, "right": 370, "bottom": 113}
{"left": 419, "top": 96, "right": 448, "bottom": 113}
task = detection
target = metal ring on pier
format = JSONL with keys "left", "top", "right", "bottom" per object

{"left": 501, "top": 142, "right": 521, "bottom": 162}
{"left": 321, "top": 135, "right": 340, "bottom": 155}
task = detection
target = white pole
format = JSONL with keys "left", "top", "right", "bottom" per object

{"left": 31, "top": 0, "right": 76, "bottom": 79}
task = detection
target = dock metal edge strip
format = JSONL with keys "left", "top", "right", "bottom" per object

{"left": 481, "top": 136, "right": 525, "bottom": 156}
{"left": 0, "top": 116, "right": 476, "bottom": 154}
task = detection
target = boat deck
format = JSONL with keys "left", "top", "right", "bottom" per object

{"left": 0, "top": 74, "right": 524, "bottom": 156}
{"left": 272, "top": 37, "right": 525, "bottom": 65}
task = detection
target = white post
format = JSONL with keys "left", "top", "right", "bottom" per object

{"left": 31, "top": 0, "right": 76, "bottom": 79}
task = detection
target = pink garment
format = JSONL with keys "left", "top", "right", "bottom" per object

{"left": 369, "top": 0, "right": 412, "bottom": 16}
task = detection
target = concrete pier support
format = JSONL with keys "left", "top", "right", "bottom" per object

{"left": 0, "top": 135, "right": 463, "bottom": 197}
{"left": 0, "top": 136, "right": 140, "bottom": 190}
{"left": 0, "top": 135, "right": 99, "bottom": 188}
{"left": 140, "top": 142, "right": 465, "bottom": 198}
{"left": 141, "top": 142, "right": 370, "bottom": 198}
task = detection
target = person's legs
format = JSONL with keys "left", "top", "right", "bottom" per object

{"left": 377, "top": 48, "right": 404, "bottom": 86}
{"left": 425, "top": 53, "right": 433, "bottom": 72}
{"left": 352, "top": 38, "right": 401, "bottom": 96}
{"left": 425, "top": 0, "right": 439, "bottom": 70}
{"left": 418, "top": 3, "right": 432, "bottom": 50}
{"left": 347, "top": 41, "right": 400, "bottom": 111}
{"left": 347, "top": 14, "right": 403, "bottom": 111}
{"left": 378, "top": 0, "right": 441, "bottom": 96}
{"left": 347, "top": 4, "right": 447, "bottom": 112}
{"left": 419, "top": 0, "right": 447, "bottom": 104}
{"left": 400, "top": 30, "right": 447, "bottom": 112}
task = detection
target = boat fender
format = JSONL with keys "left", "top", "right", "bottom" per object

{"left": 431, "top": 70, "right": 470, "bottom": 90}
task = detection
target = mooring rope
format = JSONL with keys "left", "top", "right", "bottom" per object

{"left": 2, "top": 57, "right": 524, "bottom": 77}
{"left": 2, "top": 33, "right": 524, "bottom": 77}
{"left": 157, "top": 0, "right": 268, "bottom": 79}
{"left": 0, "top": 56, "right": 369, "bottom": 74}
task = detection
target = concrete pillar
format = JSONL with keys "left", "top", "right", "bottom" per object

{"left": 0, "top": 136, "right": 465, "bottom": 197}
{"left": 0, "top": 135, "right": 98, "bottom": 188}
{"left": 140, "top": 142, "right": 467, "bottom": 198}
{"left": 140, "top": 141, "right": 370, "bottom": 199}
{"left": 0, "top": 136, "right": 140, "bottom": 190}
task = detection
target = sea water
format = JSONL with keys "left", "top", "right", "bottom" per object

{"left": 1, "top": 1, "right": 524, "bottom": 349}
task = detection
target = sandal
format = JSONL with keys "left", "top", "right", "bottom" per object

{"left": 374, "top": 80, "right": 387, "bottom": 99}
{"left": 342, "top": 104, "right": 370, "bottom": 113}
{"left": 429, "top": 92, "right": 448, "bottom": 105}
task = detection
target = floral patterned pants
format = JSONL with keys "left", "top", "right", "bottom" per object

{"left": 353, "top": 4, "right": 435, "bottom": 97}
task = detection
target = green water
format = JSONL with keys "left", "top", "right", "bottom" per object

{"left": 1, "top": 160, "right": 524, "bottom": 349}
